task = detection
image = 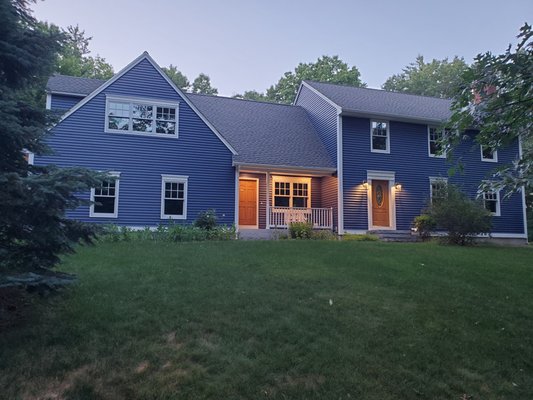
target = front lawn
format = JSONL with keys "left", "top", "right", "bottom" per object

{"left": 1, "top": 241, "right": 532, "bottom": 399}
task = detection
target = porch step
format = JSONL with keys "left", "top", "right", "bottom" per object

{"left": 239, "top": 229, "right": 276, "bottom": 240}
{"left": 369, "top": 230, "right": 420, "bottom": 242}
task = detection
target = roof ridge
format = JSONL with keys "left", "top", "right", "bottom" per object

{"left": 185, "top": 92, "right": 300, "bottom": 108}
{"left": 49, "top": 74, "right": 107, "bottom": 82}
{"left": 305, "top": 80, "right": 453, "bottom": 101}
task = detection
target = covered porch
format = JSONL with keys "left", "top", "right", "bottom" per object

{"left": 236, "top": 165, "right": 338, "bottom": 231}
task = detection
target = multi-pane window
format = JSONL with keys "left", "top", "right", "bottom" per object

{"left": 371, "top": 121, "right": 389, "bottom": 153}
{"left": 273, "top": 178, "right": 310, "bottom": 208}
{"left": 483, "top": 190, "right": 500, "bottom": 216}
{"left": 292, "top": 183, "right": 309, "bottom": 208}
{"left": 107, "top": 98, "right": 178, "bottom": 136}
{"left": 161, "top": 175, "right": 188, "bottom": 219}
{"left": 430, "top": 178, "right": 448, "bottom": 204}
{"left": 481, "top": 146, "right": 498, "bottom": 162}
{"left": 428, "top": 127, "right": 447, "bottom": 158}
{"left": 91, "top": 176, "right": 119, "bottom": 218}
{"left": 274, "top": 182, "right": 291, "bottom": 207}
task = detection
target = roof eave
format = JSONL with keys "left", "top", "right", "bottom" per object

{"left": 340, "top": 109, "right": 450, "bottom": 125}
{"left": 234, "top": 161, "right": 336, "bottom": 176}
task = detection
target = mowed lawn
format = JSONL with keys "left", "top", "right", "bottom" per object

{"left": 1, "top": 241, "right": 532, "bottom": 400}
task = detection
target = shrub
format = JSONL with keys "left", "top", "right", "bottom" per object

{"left": 98, "top": 224, "right": 236, "bottom": 242}
{"left": 194, "top": 209, "right": 218, "bottom": 230}
{"left": 413, "top": 214, "right": 437, "bottom": 240}
{"left": 428, "top": 185, "right": 492, "bottom": 245}
{"left": 288, "top": 221, "right": 313, "bottom": 239}
{"left": 311, "top": 230, "right": 337, "bottom": 240}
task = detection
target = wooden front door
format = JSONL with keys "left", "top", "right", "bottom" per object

{"left": 372, "top": 180, "right": 390, "bottom": 227}
{"left": 239, "top": 179, "right": 257, "bottom": 226}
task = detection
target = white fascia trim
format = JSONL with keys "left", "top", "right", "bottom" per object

{"left": 55, "top": 51, "right": 238, "bottom": 156}
{"left": 234, "top": 162, "right": 336, "bottom": 175}
{"left": 45, "top": 93, "right": 51, "bottom": 110}
{"left": 337, "top": 112, "right": 344, "bottom": 234}
{"left": 295, "top": 82, "right": 342, "bottom": 112}
{"left": 160, "top": 174, "right": 188, "bottom": 220}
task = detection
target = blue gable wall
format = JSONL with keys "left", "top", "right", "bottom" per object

{"left": 295, "top": 85, "right": 338, "bottom": 164}
{"left": 50, "top": 94, "right": 83, "bottom": 111}
{"left": 342, "top": 116, "right": 525, "bottom": 234}
{"left": 36, "top": 58, "right": 235, "bottom": 226}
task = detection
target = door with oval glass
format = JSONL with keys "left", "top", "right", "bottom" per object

{"left": 372, "top": 180, "right": 389, "bottom": 227}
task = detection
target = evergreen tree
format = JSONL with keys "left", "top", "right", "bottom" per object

{"left": 0, "top": 0, "right": 104, "bottom": 282}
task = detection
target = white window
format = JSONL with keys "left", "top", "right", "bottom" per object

{"left": 106, "top": 96, "right": 178, "bottom": 138}
{"left": 429, "top": 177, "right": 448, "bottom": 204}
{"left": 371, "top": 120, "right": 389, "bottom": 153}
{"left": 428, "top": 127, "right": 447, "bottom": 158}
{"left": 90, "top": 173, "right": 120, "bottom": 218}
{"left": 272, "top": 177, "right": 311, "bottom": 208}
{"left": 161, "top": 175, "right": 188, "bottom": 219}
{"left": 483, "top": 190, "right": 501, "bottom": 216}
{"left": 481, "top": 146, "right": 498, "bottom": 162}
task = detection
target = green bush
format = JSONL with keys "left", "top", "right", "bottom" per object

{"left": 288, "top": 221, "right": 313, "bottom": 239}
{"left": 99, "top": 224, "right": 236, "bottom": 242}
{"left": 413, "top": 214, "right": 437, "bottom": 240}
{"left": 428, "top": 185, "right": 492, "bottom": 245}
{"left": 194, "top": 209, "right": 218, "bottom": 230}
{"left": 310, "top": 230, "right": 337, "bottom": 240}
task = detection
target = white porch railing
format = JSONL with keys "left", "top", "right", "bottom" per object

{"left": 269, "top": 207, "right": 333, "bottom": 230}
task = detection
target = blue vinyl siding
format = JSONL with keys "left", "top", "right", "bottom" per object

{"left": 36, "top": 58, "right": 235, "bottom": 226}
{"left": 342, "top": 117, "right": 525, "bottom": 234}
{"left": 50, "top": 94, "right": 83, "bottom": 111}
{"left": 295, "top": 85, "right": 338, "bottom": 164}
{"left": 320, "top": 175, "right": 338, "bottom": 230}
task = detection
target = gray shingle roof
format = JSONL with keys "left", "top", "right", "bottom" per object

{"left": 305, "top": 81, "right": 453, "bottom": 122}
{"left": 47, "top": 75, "right": 106, "bottom": 95}
{"left": 185, "top": 93, "right": 335, "bottom": 169}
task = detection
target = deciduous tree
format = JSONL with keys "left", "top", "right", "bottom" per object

{"left": 191, "top": 73, "right": 218, "bottom": 95}
{"left": 162, "top": 64, "right": 190, "bottom": 91}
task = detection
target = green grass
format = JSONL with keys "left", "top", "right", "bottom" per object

{"left": 1, "top": 241, "right": 532, "bottom": 399}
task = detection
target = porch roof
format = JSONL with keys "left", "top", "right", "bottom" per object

{"left": 186, "top": 93, "right": 335, "bottom": 170}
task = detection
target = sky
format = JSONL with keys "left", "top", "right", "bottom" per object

{"left": 32, "top": 0, "right": 532, "bottom": 97}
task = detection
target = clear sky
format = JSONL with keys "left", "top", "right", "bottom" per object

{"left": 32, "top": 0, "right": 532, "bottom": 97}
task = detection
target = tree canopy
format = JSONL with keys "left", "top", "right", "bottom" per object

{"left": 41, "top": 24, "right": 115, "bottom": 80}
{"left": 382, "top": 55, "right": 469, "bottom": 98}
{"left": 0, "top": 0, "right": 104, "bottom": 280}
{"left": 191, "top": 73, "right": 218, "bottom": 95}
{"left": 162, "top": 64, "right": 190, "bottom": 91}
{"left": 265, "top": 55, "right": 365, "bottom": 104}
{"left": 232, "top": 90, "right": 269, "bottom": 102}
{"left": 447, "top": 23, "right": 533, "bottom": 193}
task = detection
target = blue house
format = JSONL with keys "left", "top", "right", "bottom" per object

{"left": 36, "top": 52, "right": 528, "bottom": 241}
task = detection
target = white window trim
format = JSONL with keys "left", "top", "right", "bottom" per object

{"left": 105, "top": 95, "right": 179, "bottom": 139}
{"left": 480, "top": 145, "right": 498, "bottom": 162}
{"left": 22, "top": 149, "right": 34, "bottom": 165}
{"left": 370, "top": 120, "right": 390, "bottom": 154}
{"left": 483, "top": 189, "right": 501, "bottom": 217}
{"left": 90, "top": 172, "right": 120, "bottom": 218}
{"left": 271, "top": 176, "right": 312, "bottom": 208}
{"left": 429, "top": 177, "right": 448, "bottom": 204}
{"left": 428, "top": 126, "right": 447, "bottom": 158}
{"left": 161, "top": 174, "right": 188, "bottom": 220}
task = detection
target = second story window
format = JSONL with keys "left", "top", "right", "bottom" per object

{"left": 106, "top": 96, "right": 178, "bottom": 138}
{"left": 428, "top": 127, "right": 447, "bottom": 158}
{"left": 481, "top": 146, "right": 498, "bottom": 162}
{"left": 371, "top": 121, "right": 389, "bottom": 153}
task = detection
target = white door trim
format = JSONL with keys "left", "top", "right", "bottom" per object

{"left": 367, "top": 170, "right": 397, "bottom": 230}
{"left": 239, "top": 177, "right": 259, "bottom": 229}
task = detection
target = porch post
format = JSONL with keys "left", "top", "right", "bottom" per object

{"left": 234, "top": 165, "right": 240, "bottom": 230}
{"left": 266, "top": 172, "right": 270, "bottom": 229}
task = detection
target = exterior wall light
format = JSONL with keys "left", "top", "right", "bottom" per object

{"left": 394, "top": 183, "right": 402, "bottom": 192}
